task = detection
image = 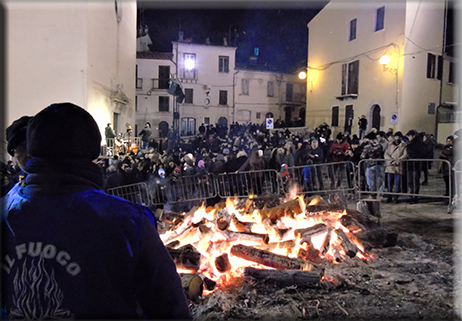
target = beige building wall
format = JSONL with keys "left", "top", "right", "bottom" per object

{"left": 306, "top": 0, "right": 457, "bottom": 141}
{"left": 4, "top": 1, "right": 136, "bottom": 156}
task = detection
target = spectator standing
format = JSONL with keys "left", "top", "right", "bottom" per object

{"left": 439, "top": 135, "right": 454, "bottom": 197}
{"left": 1, "top": 102, "right": 191, "bottom": 319}
{"left": 105, "top": 122, "right": 116, "bottom": 147}
{"left": 360, "top": 132, "right": 384, "bottom": 196}
{"left": 328, "top": 133, "right": 350, "bottom": 189}
{"left": 405, "top": 129, "right": 425, "bottom": 203}
{"left": 358, "top": 115, "right": 368, "bottom": 139}
{"left": 306, "top": 139, "right": 325, "bottom": 191}
{"left": 384, "top": 131, "right": 407, "bottom": 202}
{"left": 138, "top": 122, "right": 152, "bottom": 149}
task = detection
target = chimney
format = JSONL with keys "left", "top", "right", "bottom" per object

{"left": 206, "top": 37, "right": 210, "bottom": 45}
{"left": 223, "top": 37, "right": 228, "bottom": 46}
{"left": 179, "top": 31, "right": 184, "bottom": 41}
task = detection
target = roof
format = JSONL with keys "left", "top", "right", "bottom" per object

{"left": 136, "top": 52, "right": 173, "bottom": 60}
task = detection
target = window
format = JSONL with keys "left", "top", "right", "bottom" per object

{"left": 219, "top": 90, "right": 228, "bottom": 105}
{"left": 256, "top": 112, "right": 261, "bottom": 119}
{"left": 184, "top": 88, "right": 193, "bottom": 104}
{"left": 159, "top": 96, "right": 169, "bottom": 112}
{"left": 204, "top": 117, "right": 210, "bottom": 125}
{"left": 158, "top": 66, "right": 170, "bottom": 89}
{"left": 349, "top": 18, "right": 357, "bottom": 41}
{"left": 135, "top": 96, "right": 138, "bottom": 112}
{"left": 331, "top": 106, "right": 339, "bottom": 127}
{"left": 113, "top": 112, "right": 119, "bottom": 134}
{"left": 219, "top": 56, "right": 229, "bottom": 73}
{"left": 286, "top": 83, "right": 293, "bottom": 102}
{"left": 267, "top": 81, "right": 274, "bottom": 97}
{"left": 341, "top": 60, "right": 359, "bottom": 95}
{"left": 136, "top": 65, "right": 143, "bottom": 89}
{"left": 183, "top": 53, "right": 196, "bottom": 79}
{"left": 449, "top": 62, "right": 456, "bottom": 84}
{"left": 427, "top": 53, "right": 436, "bottom": 79}
{"left": 241, "top": 79, "right": 249, "bottom": 95}
{"left": 437, "top": 55, "right": 443, "bottom": 81}
{"left": 375, "top": 6, "right": 385, "bottom": 31}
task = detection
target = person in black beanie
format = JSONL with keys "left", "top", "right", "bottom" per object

{"left": 2, "top": 116, "right": 33, "bottom": 198}
{"left": 1, "top": 102, "right": 191, "bottom": 320}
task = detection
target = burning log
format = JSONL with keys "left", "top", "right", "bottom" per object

{"left": 164, "top": 226, "right": 200, "bottom": 248}
{"left": 180, "top": 274, "right": 203, "bottom": 302}
{"left": 320, "top": 227, "right": 333, "bottom": 255}
{"left": 230, "top": 215, "right": 254, "bottom": 233}
{"left": 197, "top": 273, "right": 217, "bottom": 291}
{"left": 230, "top": 244, "right": 320, "bottom": 272}
{"left": 354, "top": 228, "right": 398, "bottom": 248}
{"left": 256, "top": 240, "right": 296, "bottom": 251}
{"left": 346, "top": 209, "right": 380, "bottom": 229}
{"left": 219, "top": 230, "right": 270, "bottom": 244}
{"left": 243, "top": 267, "right": 321, "bottom": 287}
{"left": 167, "top": 245, "right": 201, "bottom": 271}
{"left": 294, "top": 223, "right": 328, "bottom": 243}
{"left": 215, "top": 253, "right": 232, "bottom": 273}
{"left": 335, "top": 229, "right": 358, "bottom": 258}
{"left": 160, "top": 211, "right": 184, "bottom": 225}
{"left": 339, "top": 214, "right": 367, "bottom": 233}
{"left": 305, "top": 203, "right": 343, "bottom": 214}
{"left": 260, "top": 198, "right": 303, "bottom": 223}
{"left": 331, "top": 244, "right": 343, "bottom": 263}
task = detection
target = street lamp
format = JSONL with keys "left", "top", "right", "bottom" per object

{"left": 380, "top": 55, "right": 397, "bottom": 74}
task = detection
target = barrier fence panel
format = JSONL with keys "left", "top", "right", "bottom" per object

{"left": 451, "top": 159, "right": 462, "bottom": 212}
{"left": 106, "top": 182, "right": 152, "bottom": 207}
{"left": 284, "top": 161, "right": 357, "bottom": 196}
{"left": 217, "top": 169, "right": 280, "bottom": 198}
{"left": 357, "top": 158, "right": 451, "bottom": 207}
{"left": 149, "top": 173, "right": 217, "bottom": 206}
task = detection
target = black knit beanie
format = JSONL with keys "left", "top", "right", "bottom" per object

{"left": 27, "top": 102, "right": 101, "bottom": 160}
{"left": 6, "top": 116, "right": 33, "bottom": 156}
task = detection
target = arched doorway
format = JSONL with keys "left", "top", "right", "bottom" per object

{"left": 266, "top": 112, "right": 274, "bottom": 119}
{"left": 371, "top": 104, "right": 381, "bottom": 130}
{"left": 218, "top": 117, "right": 228, "bottom": 128}
{"left": 158, "top": 121, "right": 169, "bottom": 138}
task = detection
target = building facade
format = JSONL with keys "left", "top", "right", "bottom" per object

{"left": 135, "top": 36, "right": 306, "bottom": 138}
{"left": 3, "top": 1, "right": 137, "bottom": 158}
{"left": 306, "top": 0, "right": 458, "bottom": 143}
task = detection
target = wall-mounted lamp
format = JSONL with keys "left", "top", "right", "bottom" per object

{"left": 298, "top": 71, "right": 307, "bottom": 80}
{"left": 380, "top": 55, "right": 397, "bottom": 74}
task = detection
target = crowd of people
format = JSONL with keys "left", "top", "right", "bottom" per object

{"left": 1, "top": 105, "right": 459, "bottom": 319}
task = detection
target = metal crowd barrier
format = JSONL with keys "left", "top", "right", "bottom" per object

{"left": 149, "top": 173, "right": 217, "bottom": 206}
{"left": 357, "top": 158, "right": 451, "bottom": 209}
{"left": 106, "top": 182, "right": 152, "bottom": 207}
{"left": 450, "top": 159, "right": 462, "bottom": 213}
{"left": 284, "top": 161, "right": 357, "bottom": 196}
{"left": 216, "top": 169, "right": 280, "bottom": 198}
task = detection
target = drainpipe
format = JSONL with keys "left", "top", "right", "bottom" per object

{"left": 232, "top": 70, "right": 240, "bottom": 123}
{"left": 435, "top": 0, "right": 448, "bottom": 141}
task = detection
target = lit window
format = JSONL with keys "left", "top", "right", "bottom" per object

{"left": 183, "top": 53, "right": 196, "bottom": 79}
{"left": 341, "top": 60, "right": 359, "bottom": 95}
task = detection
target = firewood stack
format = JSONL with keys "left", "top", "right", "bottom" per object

{"left": 158, "top": 194, "right": 396, "bottom": 300}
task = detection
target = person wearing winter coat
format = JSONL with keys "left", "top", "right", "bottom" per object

{"left": 405, "top": 129, "right": 426, "bottom": 203}
{"left": 384, "top": 131, "right": 407, "bottom": 202}
{"left": 328, "top": 133, "right": 350, "bottom": 189}
{"left": 360, "top": 132, "right": 384, "bottom": 194}
{"left": 439, "top": 135, "right": 454, "bottom": 197}
{"left": 1, "top": 103, "right": 191, "bottom": 320}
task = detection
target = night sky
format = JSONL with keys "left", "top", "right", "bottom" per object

{"left": 137, "top": 1, "right": 329, "bottom": 73}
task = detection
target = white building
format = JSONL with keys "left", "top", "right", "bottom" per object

{"left": 305, "top": 0, "right": 459, "bottom": 143}
{"left": 3, "top": 1, "right": 137, "bottom": 159}
{"left": 135, "top": 34, "right": 307, "bottom": 138}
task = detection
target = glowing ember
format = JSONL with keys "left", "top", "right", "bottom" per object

{"left": 160, "top": 193, "right": 374, "bottom": 293}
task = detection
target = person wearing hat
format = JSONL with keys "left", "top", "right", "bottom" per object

{"left": 405, "top": 129, "right": 425, "bottom": 203}
{"left": 384, "top": 131, "right": 407, "bottom": 202}
{"left": 1, "top": 103, "right": 191, "bottom": 320}
{"left": 2, "top": 116, "right": 33, "bottom": 196}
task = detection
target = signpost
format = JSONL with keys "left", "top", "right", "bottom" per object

{"left": 391, "top": 113, "right": 398, "bottom": 125}
{"left": 266, "top": 118, "right": 274, "bottom": 129}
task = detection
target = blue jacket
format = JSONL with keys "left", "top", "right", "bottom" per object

{"left": 1, "top": 159, "right": 191, "bottom": 320}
